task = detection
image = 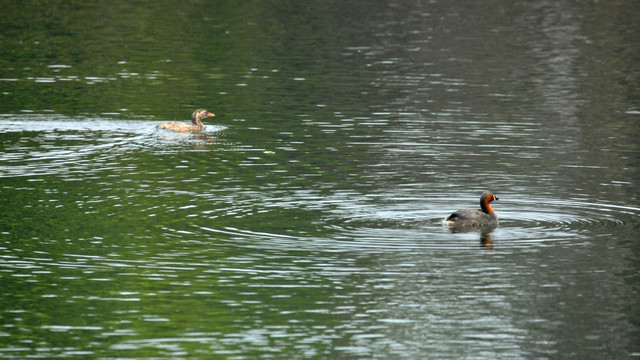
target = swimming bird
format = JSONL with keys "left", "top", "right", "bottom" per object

{"left": 157, "top": 109, "right": 215, "bottom": 132}
{"left": 443, "top": 192, "right": 499, "bottom": 227}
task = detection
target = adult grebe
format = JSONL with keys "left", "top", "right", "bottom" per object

{"left": 157, "top": 109, "right": 215, "bottom": 132}
{"left": 443, "top": 192, "right": 499, "bottom": 227}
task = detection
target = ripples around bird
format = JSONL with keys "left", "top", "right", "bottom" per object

{"left": 1, "top": 112, "right": 638, "bottom": 359}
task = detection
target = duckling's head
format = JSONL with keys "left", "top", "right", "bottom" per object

{"left": 191, "top": 109, "right": 215, "bottom": 126}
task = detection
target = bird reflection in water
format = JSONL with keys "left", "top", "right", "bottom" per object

{"left": 479, "top": 229, "right": 494, "bottom": 249}
{"left": 448, "top": 225, "right": 496, "bottom": 250}
{"left": 156, "top": 127, "right": 219, "bottom": 145}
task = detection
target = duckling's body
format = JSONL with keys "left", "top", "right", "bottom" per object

{"left": 157, "top": 109, "right": 215, "bottom": 132}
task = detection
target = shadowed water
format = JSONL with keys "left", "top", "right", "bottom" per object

{"left": 1, "top": 1, "right": 639, "bottom": 359}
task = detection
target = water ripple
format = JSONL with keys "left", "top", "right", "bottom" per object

{"left": 192, "top": 193, "right": 640, "bottom": 252}
{"left": 0, "top": 114, "right": 227, "bottom": 179}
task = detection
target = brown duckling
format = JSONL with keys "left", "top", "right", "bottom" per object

{"left": 157, "top": 109, "right": 215, "bottom": 132}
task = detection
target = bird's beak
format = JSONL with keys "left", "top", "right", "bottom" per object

{"left": 207, "top": 112, "right": 215, "bottom": 117}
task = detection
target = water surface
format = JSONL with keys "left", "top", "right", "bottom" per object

{"left": 1, "top": 1, "right": 639, "bottom": 359}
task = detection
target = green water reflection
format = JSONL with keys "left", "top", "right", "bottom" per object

{"left": 1, "top": 1, "right": 640, "bottom": 359}
{"left": 0, "top": 1, "right": 375, "bottom": 119}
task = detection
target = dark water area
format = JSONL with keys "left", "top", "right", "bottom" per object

{"left": 1, "top": 1, "right": 639, "bottom": 359}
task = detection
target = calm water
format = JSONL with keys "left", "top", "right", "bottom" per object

{"left": 1, "top": 1, "right": 639, "bottom": 359}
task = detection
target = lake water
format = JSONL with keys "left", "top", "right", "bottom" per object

{"left": 1, "top": 1, "right": 639, "bottom": 359}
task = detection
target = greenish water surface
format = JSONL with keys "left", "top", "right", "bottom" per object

{"left": 1, "top": 1, "right": 639, "bottom": 359}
